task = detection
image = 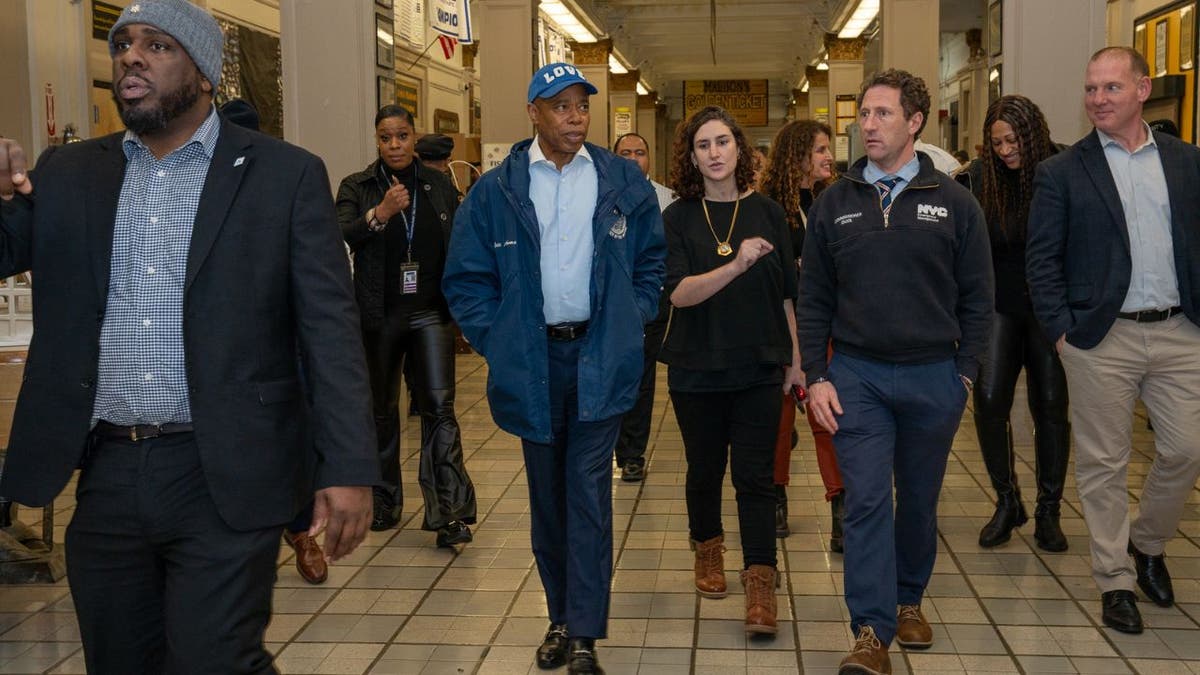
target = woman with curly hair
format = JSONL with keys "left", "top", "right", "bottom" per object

{"left": 659, "top": 106, "right": 802, "bottom": 636}
{"left": 967, "top": 95, "right": 1070, "bottom": 551}
{"left": 759, "top": 120, "right": 844, "bottom": 551}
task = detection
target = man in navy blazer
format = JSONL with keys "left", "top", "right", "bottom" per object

{"left": 0, "top": 1, "right": 376, "bottom": 671}
{"left": 1026, "top": 46, "right": 1200, "bottom": 635}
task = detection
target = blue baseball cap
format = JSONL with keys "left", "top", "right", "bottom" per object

{"left": 527, "top": 62, "right": 599, "bottom": 103}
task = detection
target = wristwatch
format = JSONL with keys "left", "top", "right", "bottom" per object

{"left": 367, "top": 208, "right": 386, "bottom": 232}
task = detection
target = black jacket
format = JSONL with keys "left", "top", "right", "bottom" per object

{"left": 1026, "top": 130, "right": 1200, "bottom": 348}
{"left": 797, "top": 152, "right": 994, "bottom": 381}
{"left": 336, "top": 159, "right": 460, "bottom": 328}
{"left": 0, "top": 122, "right": 378, "bottom": 528}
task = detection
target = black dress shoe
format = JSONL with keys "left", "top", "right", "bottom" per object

{"left": 370, "top": 490, "right": 401, "bottom": 531}
{"left": 567, "top": 637, "right": 604, "bottom": 675}
{"left": 1101, "top": 590, "right": 1143, "bottom": 634}
{"left": 1129, "top": 541, "right": 1175, "bottom": 607}
{"left": 436, "top": 520, "right": 473, "bottom": 547}
{"left": 1033, "top": 510, "right": 1068, "bottom": 552}
{"left": 536, "top": 623, "right": 569, "bottom": 669}
{"left": 621, "top": 460, "right": 645, "bottom": 482}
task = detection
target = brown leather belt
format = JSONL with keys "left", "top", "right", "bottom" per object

{"left": 546, "top": 321, "right": 589, "bottom": 341}
{"left": 1116, "top": 306, "right": 1182, "bottom": 323}
{"left": 94, "top": 420, "right": 195, "bottom": 442}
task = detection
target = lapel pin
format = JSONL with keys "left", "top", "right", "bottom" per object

{"left": 234, "top": 156, "right": 245, "bottom": 167}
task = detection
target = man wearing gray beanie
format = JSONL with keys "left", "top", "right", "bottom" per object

{"left": 0, "top": 1, "right": 378, "bottom": 672}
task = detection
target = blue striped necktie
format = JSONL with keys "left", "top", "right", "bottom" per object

{"left": 875, "top": 176, "right": 903, "bottom": 216}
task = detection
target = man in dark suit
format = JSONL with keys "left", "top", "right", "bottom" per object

{"left": 0, "top": 1, "right": 377, "bottom": 671}
{"left": 1027, "top": 46, "right": 1200, "bottom": 635}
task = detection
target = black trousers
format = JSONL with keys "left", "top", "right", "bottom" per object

{"left": 66, "top": 432, "right": 280, "bottom": 675}
{"left": 671, "top": 383, "right": 780, "bottom": 568}
{"left": 973, "top": 308, "right": 1070, "bottom": 510}
{"left": 614, "top": 316, "right": 667, "bottom": 465}
{"left": 362, "top": 308, "right": 476, "bottom": 529}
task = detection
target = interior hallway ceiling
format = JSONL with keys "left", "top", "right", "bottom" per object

{"left": 582, "top": 0, "right": 986, "bottom": 123}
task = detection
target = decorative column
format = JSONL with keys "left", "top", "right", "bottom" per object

{"left": 568, "top": 38, "right": 612, "bottom": 146}
{"left": 476, "top": 0, "right": 538, "bottom": 172}
{"left": 793, "top": 90, "right": 809, "bottom": 122}
{"left": 1000, "top": 0, "right": 1105, "bottom": 143}
{"left": 880, "top": 0, "right": 941, "bottom": 142}
{"left": 805, "top": 66, "right": 829, "bottom": 126}
{"left": 825, "top": 34, "right": 867, "bottom": 163}
{"left": 636, "top": 91, "right": 660, "bottom": 177}
{"left": 610, "top": 69, "right": 640, "bottom": 148}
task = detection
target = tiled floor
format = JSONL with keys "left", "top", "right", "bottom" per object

{"left": 2, "top": 352, "right": 1199, "bottom": 674}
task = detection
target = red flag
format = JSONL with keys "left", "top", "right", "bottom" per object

{"left": 437, "top": 35, "right": 457, "bottom": 59}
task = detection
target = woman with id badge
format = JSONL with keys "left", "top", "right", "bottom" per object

{"left": 338, "top": 105, "right": 477, "bottom": 546}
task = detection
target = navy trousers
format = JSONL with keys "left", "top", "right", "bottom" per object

{"left": 829, "top": 353, "right": 967, "bottom": 646}
{"left": 521, "top": 338, "right": 621, "bottom": 639}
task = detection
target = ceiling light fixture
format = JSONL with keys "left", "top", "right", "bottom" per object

{"left": 816, "top": 61, "right": 829, "bottom": 71}
{"left": 609, "top": 54, "right": 627, "bottom": 74}
{"left": 801, "top": 81, "right": 810, "bottom": 93}
{"left": 837, "top": 0, "right": 879, "bottom": 39}
{"left": 540, "top": 0, "right": 596, "bottom": 43}
{"left": 636, "top": 82, "right": 649, "bottom": 95}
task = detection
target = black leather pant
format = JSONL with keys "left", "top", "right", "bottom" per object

{"left": 972, "top": 309, "right": 1070, "bottom": 513}
{"left": 362, "top": 308, "right": 476, "bottom": 530}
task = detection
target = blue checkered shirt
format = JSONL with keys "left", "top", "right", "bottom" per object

{"left": 91, "top": 106, "right": 220, "bottom": 426}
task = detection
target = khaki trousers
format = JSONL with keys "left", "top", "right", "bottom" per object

{"left": 1059, "top": 314, "right": 1200, "bottom": 593}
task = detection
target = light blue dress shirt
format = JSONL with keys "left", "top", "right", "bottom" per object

{"left": 1096, "top": 124, "right": 1180, "bottom": 312}
{"left": 528, "top": 136, "right": 597, "bottom": 324}
{"left": 863, "top": 152, "right": 921, "bottom": 202}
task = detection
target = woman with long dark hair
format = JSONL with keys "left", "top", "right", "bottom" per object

{"left": 659, "top": 106, "right": 803, "bottom": 636}
{"left": 759, "top": 120, "right": 845, "bottom": 551}
{"left": 968, "top": 95, "right": 1069, "bottom": 551}
{"left": 337, "top": 105, "right": 476, "bottom": 546}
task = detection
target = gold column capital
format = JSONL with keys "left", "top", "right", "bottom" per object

{"left": 805, "top": 66, "right": 829, "bottom": 87}
{"left": 568, "top": 38, "right": 612, "bottom": 65}
{"left": 824, "top": 33, "right": 868, "bottom": 61}
{"left": 610, "top": 70, "right": 640, "bottom": 92}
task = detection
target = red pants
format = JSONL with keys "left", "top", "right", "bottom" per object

{"left": 773, "top": 344, "right": 844, "bottom": 500}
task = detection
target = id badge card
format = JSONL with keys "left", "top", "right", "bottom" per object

{"left": 400, "top": 262, "right": 419, "bottom": 295}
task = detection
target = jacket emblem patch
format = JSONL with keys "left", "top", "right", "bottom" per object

{"left": 609, "top": 215, "right": 627, "bottom": 240}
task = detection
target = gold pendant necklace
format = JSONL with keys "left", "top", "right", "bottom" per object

{"left": 702, "top": 194, "right": 741, "bottom": 256}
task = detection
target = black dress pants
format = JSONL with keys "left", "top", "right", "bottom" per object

{"left": 614, "top": 315, "right": 667, "bottom": 466}
{"left": 362, "top": 308, "right": 476, "bottom": 529}
{"left": 973, "top": 308, "right": 1070, "bottom": 509}
{"left": 65, "top": 432, "right": 280, "bottom": 675}
{"left": 671, "top": 383, "right": 780, "bottom": 568}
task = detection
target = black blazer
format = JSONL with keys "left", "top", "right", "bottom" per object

{"left": 0, "top": 120, "right": 378, "bottom": 530}
{"left": 1026, "top": 129, "right": 1200, "bottom": 348}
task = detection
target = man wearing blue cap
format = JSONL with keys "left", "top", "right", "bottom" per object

{"left": 0, "top": 0, "right": 376, "bottom": 672}
{"left": 444, "top": 63, "right": 666, "bottom": 674}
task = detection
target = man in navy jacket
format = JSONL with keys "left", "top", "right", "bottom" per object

{"left": 443, "top": 63, "right": 665, "bottom": 674}
{"left": 1026, "top": 46, "right": 1200, "bottom": 635}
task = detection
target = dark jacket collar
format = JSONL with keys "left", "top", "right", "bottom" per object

{"left": 844, "top": 150, "right": 941, "bottom": 187}
{"left": 345, "top": 157, "right": 442, "bottom": 186}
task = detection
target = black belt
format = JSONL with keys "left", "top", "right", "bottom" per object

{"left": 1116, "top": 306, "right": 1182, "bottom": 323}
{"left": 94, "top": 420, "right": 195, "bottom": 442}
{"left": 546, "top": 321, "right": 589, "bottom": 341}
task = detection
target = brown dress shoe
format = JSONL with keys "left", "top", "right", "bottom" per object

{"left": 691, "top": 535, "right": 727, "bottom": 598}
{"left": 895, "top": 604, "right": 932, "bottom": 649}
{"left": 839, "top": 625, "right": 891, "bottom": 675}
{"left": 740, "top": 564, "right": 778, "bottom": 636}
{"left": 283, "top": 530, "right": 328, "bottom": 585}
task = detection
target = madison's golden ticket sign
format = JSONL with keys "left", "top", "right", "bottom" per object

{"left": 683, "top": 79, "right": 769, "bottom": 127}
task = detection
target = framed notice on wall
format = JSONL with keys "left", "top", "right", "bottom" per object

{"left": 988, "top": 1, "right": 1002, "bottom": 57}
{"left": 1182, "top": 4, "right": 1195, "bottom": 71}
{"left": 395, "top": 74, "right": 422, "bottom": 121}
{"left": 377, "top": 76, "right": 395, "bottom": 111}
{"left": 683, "top": 80, "right": 769, "bottom": 127}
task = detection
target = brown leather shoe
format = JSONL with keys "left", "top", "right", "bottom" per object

{"left": 839, "top": 625, "right": 891, "bottom": 675}
{"left": 692, "top": 535, "right": 727, "bottom": 598}
{"left": 895, "top": 604, "right": 932, "bottom": 649}
{"left": 740, "top": 564, "right": 778, "bottom": 636}
{"left": 283, "top": 529, "right": 328, "bottom": 585}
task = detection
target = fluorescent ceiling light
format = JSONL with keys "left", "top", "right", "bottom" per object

{"left": 540, "top": 0, "right": 596, "bottom": 43}
{"left": 636, "top": 82, "right": 649, "bottom": 95}
{"left": 609, "top": 55, "right": 627, "bottom": 74}
{"left": 801, "top": 81, "right": 810, "bottom": 93}
{"left": 816, "top": 61, "right": 829, "bottom": 71}
{"left": 838, "top": 0, "right": 879, "bottom": 38}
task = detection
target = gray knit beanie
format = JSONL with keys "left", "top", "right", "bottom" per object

{"left": 108, "top": 0, "right": 224, "bottom": 88}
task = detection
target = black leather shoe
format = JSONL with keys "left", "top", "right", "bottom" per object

{"left": 436, "top": 520, "right": 473, "bottom": 547}
{"left": 370, "top": 490, "right": 401, "bottom": 531}
{"left": 1033, "top": 509, "right": 1068, "bottom": 552}
{"left": 978, "top": 493, "right": 1028, "bottom": 547}
{"left": 1101, "top": 590, "right": 1143, "bottom": 634}
{"left": 621, "top": 460, "right": 645, "bottom": 482}
{"left": 536, "top": 624, "right": 569, "bottom": 669}
{"left": 567, "top": 637, "right": 604, "bottom": 674}
{"left": 1129, "top": 541, "right": 1175, "bottom": 607}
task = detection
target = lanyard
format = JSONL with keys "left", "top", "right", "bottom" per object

{"left": 376, "top": 164, "right": 419, "bottom": 261}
